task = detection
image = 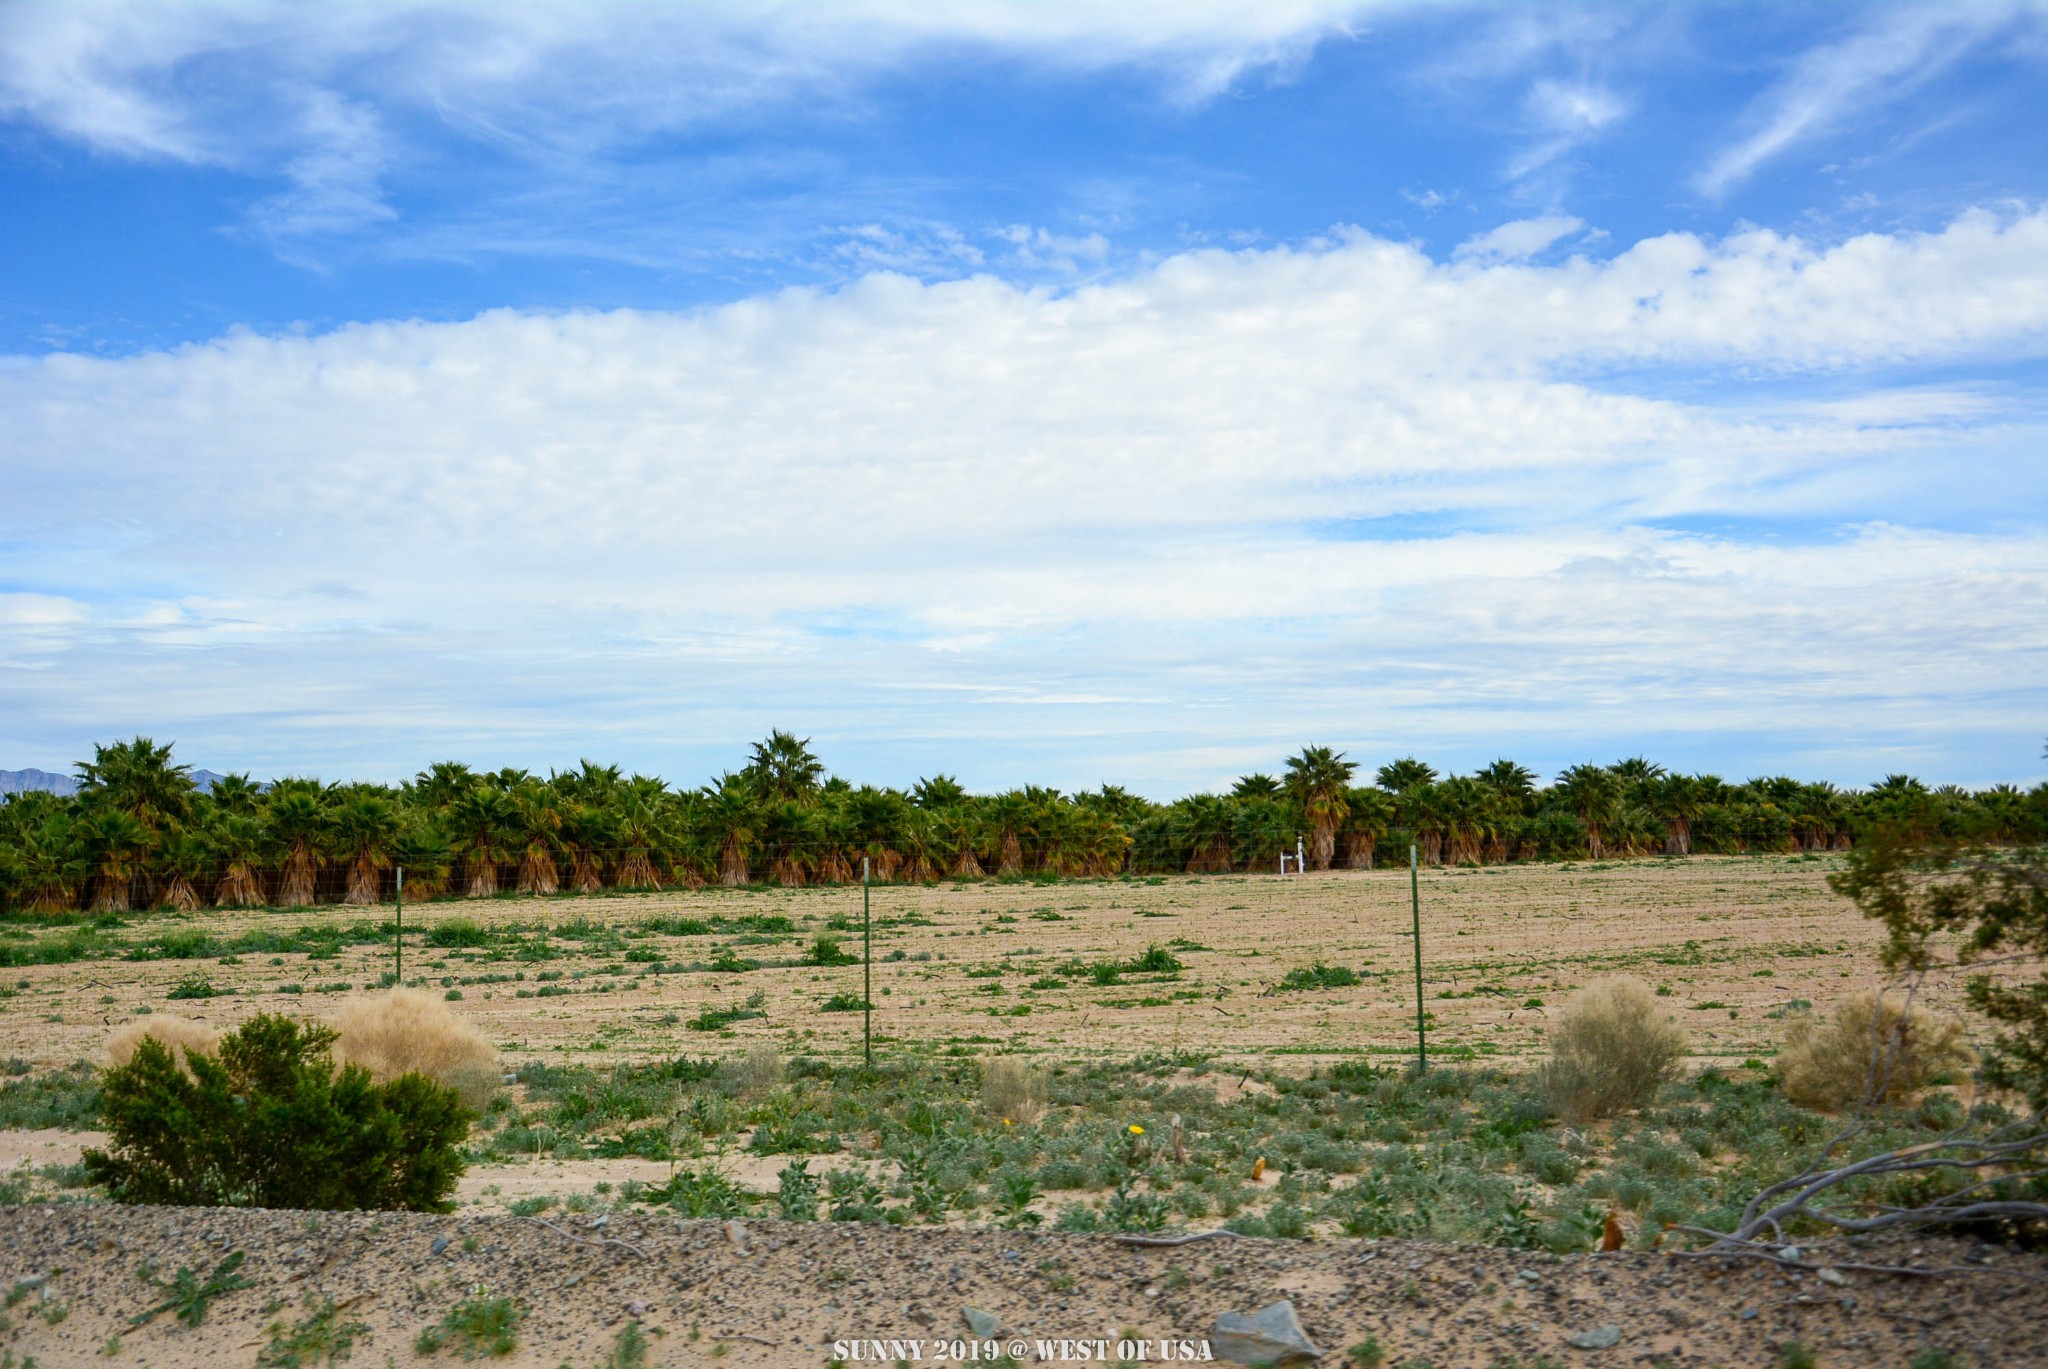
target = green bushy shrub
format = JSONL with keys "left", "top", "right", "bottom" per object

{"left": 83, "top": 1012, "right": 470, "bottom": 1211}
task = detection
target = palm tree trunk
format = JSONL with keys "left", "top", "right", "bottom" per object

{"left": 1585, "top": 823, "right": 1606, "bottom": 860}
{"left": 818, "top": 852, "right": 852, "bottom": 884}
{"left": 950, "top": 848, "right": 985, "bottom": 879}
{"left": 1310, "top": 823, "right": 1337, "bottom": 872}
{"left": 997, "top": 832, "right": 1023, "bottom": 877}
{"left": 90, "top": 870, "right": 131, "bottom": 913}
{"left": 1343, "top": 832, "right": 1377, "bottom": 869}
{"left": 516, "top": 846, "right": 559, "bottom": 896}
{"left": 464, "top": 850, "right": 498, "bottom": 898}
{"left": 342, "top": 854, "right": 382, "bottom": 905}
{"left": 719, "top": 838, "right": 749, "bottom": 887}
{"left": 770, "top": 854, "right": 806, "bottom": 887}
{"left": 217, "top": 860, "right": 264, "bottom": 907}
{"left": 570, "top": 847, "right": 605, "bottom": 893}
{"left": 615, "top": 850, "right": 659, "bottom": 890}
{"left": 279, "top": 844, "right": 317, "bottom": 907}
{"left": 1419, "top": 831, "right": 1442, "bottom": 866}
{"left": 158, "top": 875, "right": 201, "bottom": 912}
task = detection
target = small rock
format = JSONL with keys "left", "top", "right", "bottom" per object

{"left": 1567, "top": 1325, "right": 1621, "bottom": 1350}
{"left": 722, "top": 1221, "right": 746, "bottom": 1247}
{"left": 962, "top": 1306, "right": 1002, "bottom": 1337}
{"left": 625, "top": 1300, "right": 649, "bottom": 1317}
{"left": 1517, "top": 1270, "right": 1542, "bottom": 1282}
{"left": 1816, "top": 1268, "right": 1848, "bottom": 1287}
{"left": 908, "top": 1307, "right": 936, "bottom": 1328}
{"left": 1211, "top": 1300, "right": 1322, "bottom": 1366}
{"left": 1740, "top": 1308, "right": 1759, "bottom": 1321}
{"left": 1778, "top": 1246, "right": 1802, "bottom": 1264}
{"left": 430, "top": 1237, "right": 451, "bottom": 1257}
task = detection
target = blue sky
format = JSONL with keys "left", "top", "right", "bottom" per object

{"left": 2, "top": 2, "right": 2046, "bottom": 793}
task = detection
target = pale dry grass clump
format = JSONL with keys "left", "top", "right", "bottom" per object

{"left": 104, "top": 1016, "right": 220, "bottom": 1074}
{"left": 980, "top": 1056, "right": 1047, "bottom": 1125}
{"left": 735, "top": 1044, "right": 783, "bottom": 1095}
{"left": 330, "top": 988, "right": 500, "bottom": 1113}
{"left": 1539, "top": 977, "right": 1689, "bottom": 1122}
{"left": 1778, "top": 990, "right": 1973, "bottom": 1113}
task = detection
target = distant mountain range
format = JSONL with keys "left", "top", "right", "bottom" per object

{"left": 1, "top": 768, "right": 233, "bottom": 797}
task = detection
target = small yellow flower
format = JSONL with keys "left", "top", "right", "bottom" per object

{"left": 1003, "top": 1118, "right": 1014, "bottom": 1127}
{"left": 1128, "top": 1124, "right": 1144, "bottom": 1135}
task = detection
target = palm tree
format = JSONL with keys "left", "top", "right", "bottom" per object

{"left": 410, "top": 760, "right": 479, "bottom": 810}
{"left": 7, "top": 808, "right": 85, "bottom": 914}
{"left": 744, "top": 731, "right": 825, "bottom": 805}
{"left": 1433, "top": 775, "right": 1495, "bottom": 866}
{"left": 1340, "top": 787, "right": 1393, "bottom": 868}
{"left": 703, "top": 775, "right": 760, "bottom": 887}
{"left": 330, "top": 792, "right": 401, "bottom": 905}
{"left": 929, "top": 803, "right": 985, "bottom": 878}
{"left": 82, "top": 809, "right": 149, "bottom": 912}
{"left": 912, "top": 774, "right": 968, "bottom": 809}
{"left": 1649, "top": 773, "right": 1706, "bottom": 856}
{"left": 1477, "top": 759, "right": 1537, "bottom": 808}
{"left": 75, "top": 736, "right": 195, "bottom": 832}
{"left": 1285, "top": 745, "right": 1356, "bottom": 871}
{"left": 207, "top": 812, "right": 268, "bottom": 907}
{"left": 1232, "top": 773, "right": 1282, "bottom": 799}
{"left": 611, "top": 792, "right": 669, "bottom": 890}
{"left": 1553, "top": 763, "right": 1622, "bottom": 859}
{"left": 508, "top": 784, "right": 564, "bottom": 895}
{"left": 446, "top": 787, "right": 515, "bottom": 898}
{"left": 1376, "top": 757, "right": 1437, "bottom": 796}
{"left": 559, "top": 800, "right": 615, "bottom": 893}
{"left": 207, "top": 772, "right": 265, "bottom": 816}
{"left": 761, "top": 799, "right": 816, "bottom": 887}
{"left": 264, "top": 781, "right": 330, "bottom": 907}
{"left": 984, "top": 792, "right": 1033, "bottom": 877}
{"left": 1175, "top": 795, "right": 1236, "bottom": 873}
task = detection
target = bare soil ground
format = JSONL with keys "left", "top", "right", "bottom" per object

{"left": 6, "top": 858, "right": 2038, "bottom": 1367}
{"left": 0, "top": 857, "right": 1917, "bottom": 1072}
{"left": 3, "top": 1203, "right": 2043, "bottom": 1368}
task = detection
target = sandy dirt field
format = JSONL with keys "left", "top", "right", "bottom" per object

{"left": 0, "top": 856, "right": 1920, "bottom": 1073}
{"left": 2, "top": 1203, "right": 2043, "bottom": 1368}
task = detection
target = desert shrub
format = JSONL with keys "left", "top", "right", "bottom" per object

{"left": 105, "top": 1016, "right": 220, "bottom": 1074}
{"left": 84, "top": 1012, "right": 471, "bottom": 1211}
{"left": 1279, "top": 963, "right": 1363, "bottom": 991}
{"left": 415, "top": 1294, "right": 521, "bottom": 1359}
{"left": 735, "top": 1044, "right": 783, "bottom": 1094}
{"left": 980, "top": 1056, "right": 1047, "bottom": 1125}
{"left": 330, "top": 988, "right": 501, "bottom": 1112}
{"left": 805, "top": 932, "right": 858, "bottom": 967}
{"left": 1538, "top": 977, "right": 1688, "bottom": 1121}
{"left": 424, "top": 918, "right": 490, "bottom": 949}
{"left": 1777, "top": 990, "right": 1972, "bottom": 1113}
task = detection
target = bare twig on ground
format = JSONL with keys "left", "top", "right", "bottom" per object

{"left": 1113, "top": 1230, "right": 1241, "bottom": 1248}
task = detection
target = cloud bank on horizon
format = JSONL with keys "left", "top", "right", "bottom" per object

{"left": 1, "top": 2, "right": 2045, "bottom": 793}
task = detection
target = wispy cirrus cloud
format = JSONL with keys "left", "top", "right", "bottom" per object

{"left": 1696, "top": 5, "right": 2037, "bottom": 198}
{"left": 0, "top": 0, "right": 1391, "bottom": 243}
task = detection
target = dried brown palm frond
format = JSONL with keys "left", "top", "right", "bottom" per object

{"left": 278, "top": 845, "right": 318, "bottom": 906}
{"left": 950, "top": 847, "right": 985, "bottom": 879}
{"left": 515, "top": 846, "right": 559, "bottom": 896}
{"left": 158, "top": 874, "right": 202, "bottom": 912}
{"left": 997, "top": 832, "right": 1024, "bottom": 877}
{"left": 342, "top": 854, "right": 383, "bottom": 905}
{"left": 463, "top": 852, "right": 498, "bottom": 898}
{"left": 215, "top": 860, "right": 264, "bottom": 907}
{"left": 568, "top": 848, "right": 605, "bottom": 893}
{"left": 769, "top": 854, "right": 807, "bottom": 887}
{"left": 719, "top": 839, "right": 750, "bottom": 887}
{"left": 614, "top": 850, "right": 660, "bottom": 889}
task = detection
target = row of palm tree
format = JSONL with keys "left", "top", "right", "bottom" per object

{"left": 1, "top": 735, "right": 2040, "bottom": 913}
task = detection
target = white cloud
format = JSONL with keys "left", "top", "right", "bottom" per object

{"left": 1696, "top": 6, "right": 2031, "bottom": 197}
{"left": 0, "top": 0, "right": 1389, "bottom": 242}
{"left": 1507, "top": 78, "right": 1627, "bottom": 182}
{"left": 3, "top": 210, "right": 2046, "bottom": 786}
{"left": 1454, "top": 215, "right": 1583, "bottom": 263}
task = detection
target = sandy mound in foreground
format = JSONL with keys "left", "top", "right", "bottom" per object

{"left": 3, "top": 1205, "right": 2045, "bottom": 1366}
